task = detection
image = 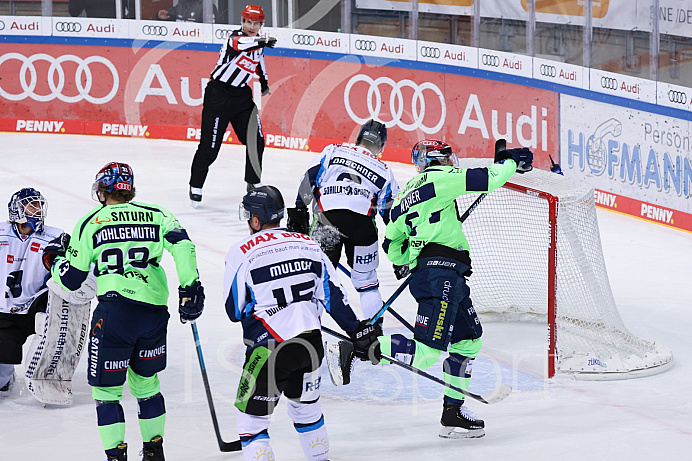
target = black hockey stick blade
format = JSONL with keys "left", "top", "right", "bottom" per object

{"left": 494, "top": 138, "right": 507, "bottom": 161}
{"left": 191, "top": 322, "right": 242, "bottom": 452}
{"left": 321, "top": 326, "right": 512, "bottom": 405}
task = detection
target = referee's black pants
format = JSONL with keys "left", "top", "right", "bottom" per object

{"left": 190, "top": 80, "right": 265, "bottom": 188}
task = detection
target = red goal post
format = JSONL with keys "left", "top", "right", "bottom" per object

{"left": 456, "top": 158, "right": 673, "bottom": 379}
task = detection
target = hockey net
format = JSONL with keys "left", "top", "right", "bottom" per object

{"left": 456, "top": 158, "right": 673, "bottom": 379}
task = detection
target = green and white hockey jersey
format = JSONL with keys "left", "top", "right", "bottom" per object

{"left": 51, "top": 201, "right": 199, "bottom": 308}
{"left": 383, "top": 161, "right": 518, "bottom": 269}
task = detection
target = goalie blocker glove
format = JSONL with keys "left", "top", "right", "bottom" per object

{"left": 494, "top": 147, "right": 533, "bottom": 173}
{"left": 42, "top": 232, "right": 70, "bottom": 270}
{"left": 179, "top": 281, "right": 205, "bottom": 323}
{"left": 348, "top": 320, "right": 381, "bottom": 365}
{"left": 286, "top": 205, "right": 310, "bottom": 235}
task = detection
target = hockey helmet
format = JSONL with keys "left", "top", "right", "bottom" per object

{"left": 239, "top": 185, "right": 284, "bottom": 224}
{"left": 242, "top": 4, "right": 265, "bottom": 22}
{"left": 411, "top": 139, "right": 458, "bottom": 173}
{"left": 92, "top": 162, "right": 134, "bottom": 201}
{"left": 356, "top": 119, "right": 387, "bottom": 156}
{"left": 8, "top": 187, "right": 47, "bottom": 233}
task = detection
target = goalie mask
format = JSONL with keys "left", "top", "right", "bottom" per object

{"left": 92, "top": 162, "right": 134, "bottom": 202}
{"left": 8, "top": 187, "right": 47, "bottom": 233}
{"left": 411, "top": 140, "right": 459, "bottom": 173}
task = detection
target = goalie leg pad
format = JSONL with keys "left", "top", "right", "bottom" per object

{"left": 24, "top": 288, "right": 90, "bottom": 405}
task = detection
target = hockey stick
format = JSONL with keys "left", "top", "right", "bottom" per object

{"left": 367, "top": 275, "right": 412, "bottom": 326}
{"left": 321, "top": 326, "right": 511, "bottom": 405}
{"left": 337, "top": 263, "right": 415, "bottom": 332}
{"left": 190, "top": 322, "right": 242, "bottom": 452}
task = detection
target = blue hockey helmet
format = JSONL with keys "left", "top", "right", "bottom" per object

{"left": 411, "top": 139, "right": 458, "bottom": 173}
{"left": 8, "top": 187, "right": 47, "bottom": 233}
{"left": 239, "top": 185, "right": 285, "bottom": 224}
{"left": 92, "top": 162, "right": 134, "bottom": 201}
{"left": 356, "top": 119, "right": 387, "bottom": 156}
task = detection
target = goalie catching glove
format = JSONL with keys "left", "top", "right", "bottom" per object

{"left": 495, "top": 147, "right": 533, "bottom": 173}
{"left": 286, "top": 205, "right": 310, "bottom": 234}
{"left": 178, "top": 281, "right": 205, "bottom": 323}
{"left": 42, "top": 233, "right": 70, "bottom": 270}
{"left": 348, "top": 320, "right": 381, "bottom": 365}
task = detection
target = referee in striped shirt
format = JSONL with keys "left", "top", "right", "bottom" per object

{"left": 189, "top": 4, "right": 276, "bottom": 206}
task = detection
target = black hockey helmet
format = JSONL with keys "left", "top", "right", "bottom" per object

{"left": 356, "top": 119, "right": 387, "bottom": 155}
{"left": 240, "top": 185, "right": 285, "bottom": 224}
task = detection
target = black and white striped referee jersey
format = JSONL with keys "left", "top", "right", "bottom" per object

{"left": 210, "top": 29, "right": 269, "bottom": 88}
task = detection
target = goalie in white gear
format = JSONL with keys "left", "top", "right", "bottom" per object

{"left": 0, "top": 188, "right": 63, "bottom": 395}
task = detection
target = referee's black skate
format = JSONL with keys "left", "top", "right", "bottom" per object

{"left": 439, "top": 403, "right": 485, "bottom": 439}
{"left": 141, "top": 436, "right": 164, "bottom": 460}
{"left": 105, "top": 442, "right": 127, "bottom": 461}
{"left": 189, "top": 187, "right": 202, "bottom": 208}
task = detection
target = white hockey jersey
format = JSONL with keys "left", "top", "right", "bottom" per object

{"left": 223, "top": 228, "right": 361, "bottom": 347}
{"left": 0, "top": 222, "right": 63, "bottom": 314}
{"left": 298, "top": 144, "right": 399, "bottom": 218}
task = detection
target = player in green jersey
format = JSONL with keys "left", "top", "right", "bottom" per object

{"left": 381, "top": 140, "right": 532, "bottom": 439}
{"left": 47, "top": 162, "right": 205, "bottom": 461}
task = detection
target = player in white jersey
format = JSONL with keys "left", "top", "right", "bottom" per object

{"left": 0, "top": 188, "right": 63, "bottom": 394}
{"left": 225, "top": 185, "right": 379, "bottom": 461}
{"left": 287, "top": 119, "right": 399, "bottom": 327}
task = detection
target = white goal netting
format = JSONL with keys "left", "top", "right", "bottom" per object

{"left": 456, "top": 158, "right": 673, "bottom": 379}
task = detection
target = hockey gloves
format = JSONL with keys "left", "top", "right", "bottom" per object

{"left": 393, "top": 264, "right": 410, "bottom": 280}
{"left": 495, "top": 147, "right": 533, "bottom": 173}
{"left": 348, "top": 320, "right": 381, "bottom": 365}
{"left": 255, "top": 36, "right": 277, "bottom": 48}
{"left": 286, "top": 205, "right": 310, "bottom": 235}
{"left": 42, "top": 233, "right": 71, "bottom": 270}
{"left": 261, "top": 81, "right": 271, "bottom": 96}
{"left": 179, "top": 281, "right": 205, "bottom": 323}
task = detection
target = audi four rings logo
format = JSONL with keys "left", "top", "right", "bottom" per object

{"left": 540, "top": 64, "right": 556, "bottom": 77}
{"left": 0, "top": 53, "right": 119, "bottom": 104}
{"left": 292, "top": 34, "right": 316, "bottom": 46}
{"left": 344, "top": 74, "right": 446, "bottom": 134}
{"left": 55, "top": 22, "right": 82, "bottom": 33}
{"left": 142, "top": 25, "right": 168, "bottom": 36}
{"left": 668, "top": 90, "right": 687, "bottom": 104}
{"left": 214, "top": 29, "right": 233, "bottom": 39}
{"left": 481, "top": 54, "right": 500, "bottom": 67}
{"left": 354, "top": 40, "right": 376, "bottom": 52}
{"left": 420, "top": 46, "right": 440, "bottom": 58}
{"left": 600, "top": 77, "right": 618, "bottom": 90}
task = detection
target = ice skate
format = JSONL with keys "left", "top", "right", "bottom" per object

{"left": 439, "top": 403, "right": 485, "bottom": 439}
{"left": 0, "top": 372, "right": 15, "bottom": 397}
{"left": 325, "top": 341, "right": 356, "bottom": 386}
{"left": 141, "top": 436, "right": 164, "bottom": 460}
{"left": 189, "top": 187, "right": 202, "bottom": 208}
{"left": 105, "top": 442, "right": 127, "bottom": 461}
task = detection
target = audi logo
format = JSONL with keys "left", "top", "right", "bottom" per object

{"left": 354, "top": 40, "right": 376, "bottom": 52}
{"left": 344, "top": 74, "right": 446, "bottom": 134}
{"left": 142, "top": 25, "right": 168, "bottom": 36}
{"left": 0, "top": 53, "right": 119, "bottom": 104}
{"left": 292, "top": 34, "right": 316, "bottom": 46}
{"left": 540, "top": 64, "right": 556, "bottom": 77}
{"left": 420, "top": 46, "right": 441, "bottom": 58}
{"left": 214, "top": 28, "right": 233, "bottom": 40}
{"left": 667, "top": 90, "right": 687, "bottom": 104}
{"left": 0, "top": 20, "right": 5, "bottom": 31}
{"left": 481, "top": 54, "right": 500, "bottom": 67}
{"left": 55, "top": 22, "right": 82, "bottom": 33}
{"left": 600, "top": 76, "right": 618, "bottom": 90}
